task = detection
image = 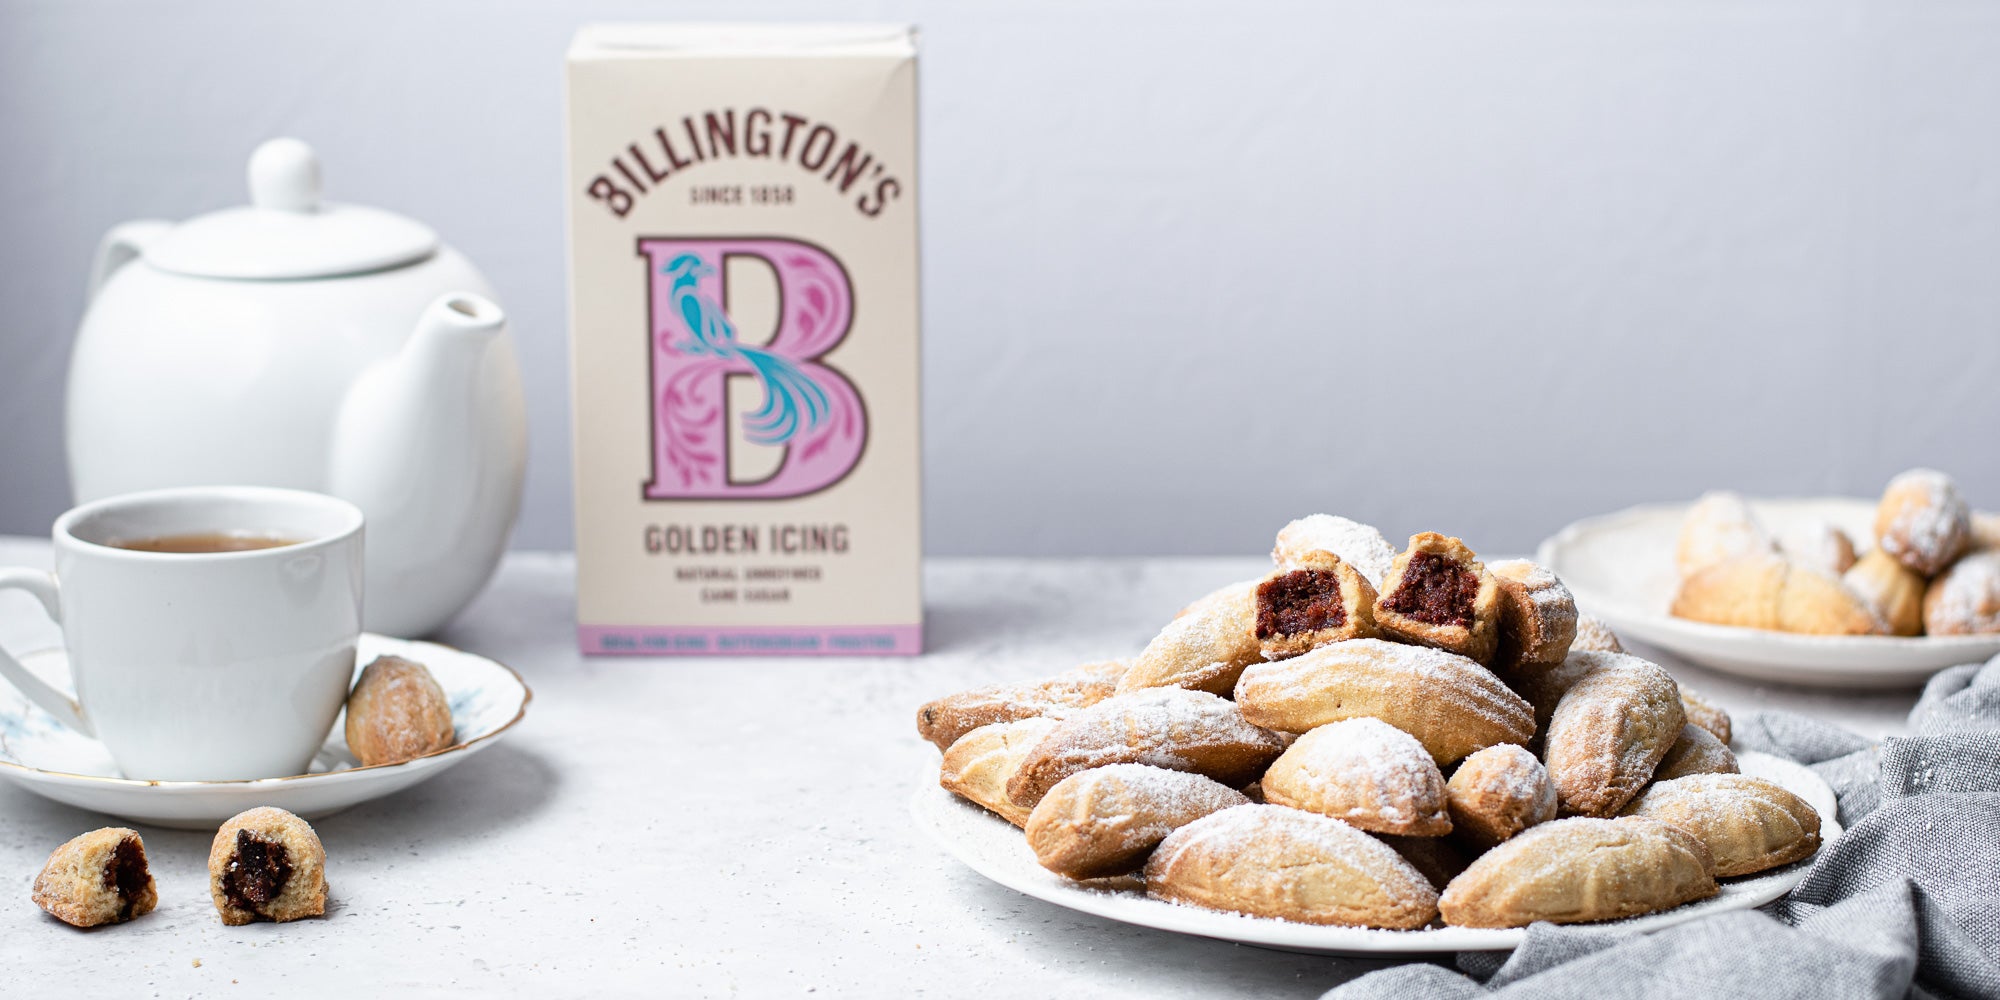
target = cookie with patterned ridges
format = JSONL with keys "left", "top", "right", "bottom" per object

{"left": 1544, "top": 652, "right": 1685, "bottom": 816}
{"left": 1651, "top": 723, "right": 1739, "bottom": 783}
{"left": 1439, "top": 816, "right": 1716, "bottom": 927}
{"left": 1024, "top": 764, "right": 1248, "bottom": 879}
{"left": 1486, "top": 559, "right": 1579, "bottom": 678}
{"left": 917, "top": 659, "right": 1129, "bottom": 751}
{"left": 1261, "top": 718, "right": 1451, "bottom": 836}
{"left": 1235, "top": 639, "right": 1534, "bottom": 766}
{"left": 940, "top": 717, "right": 1061, "bottom": 825}
{"left": 1145, "top": 804, "right": 1439, "bottom": 928}
{"left": 1121, "top": 582, "right": 1262, "bottom": 696}
{"left": 1006, "top": 689, "right": 1286, "bottom": 807}
{"left": 1621, "top": 774, "right": 1820, "bottom": 877}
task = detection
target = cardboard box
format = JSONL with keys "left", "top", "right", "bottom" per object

{"left": 565, "top": 24, "right": 922, "bottom": 654}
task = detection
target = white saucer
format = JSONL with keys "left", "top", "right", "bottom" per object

{"left": 912, "top": 752, "right": 1839, "bottom": 956}
{"left": 1539, "top": 497, "right": 2000, "bottom": 688}
{"left": 0, "top": 634, "right": 530, "bottom": 829}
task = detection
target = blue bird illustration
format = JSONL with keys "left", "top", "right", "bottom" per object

{"left": 662, "top": 254, "right": 830, "bottom": 446}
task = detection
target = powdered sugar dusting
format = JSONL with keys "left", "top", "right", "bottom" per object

{"left": 1775, "top": 519, "right": 1857, "bottom": 577}
{"left": 1924, "top": 550, "right": 2000, "bottom": 635}
{"left": 1544, "top": 654, "right": 1684, "bottom": 815}
{"left": 1273, "top": 515, "right": 1396, "bottom": 586}
{"left": 1571, "top": 616, "right": 1624, "bottom": 654}
{"left": 1149, "top": 803, "right": 1421, "bottom": 885}
{"left": 1266, "top": 719, "right": 1446, "bottom": 828}
{"left": 1452, "top": 745, "right": 1554, "bottom": 810}
{"left": 1240, "top": 639, "right": 1535, "bottom": 744}
{"left": 1025, "top": 688, "right": 1285, "bottom": 785}
{"left": 1056, "top": 763, "right": 1250, "bottom": 835}
{"left": 1677, "top": 491, "right": 1774, "bottom": 575}
{"left": 1878, "top": 468, "right": 1970, "bottom": 573}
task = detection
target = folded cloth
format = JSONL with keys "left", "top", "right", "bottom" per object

{"left": 1325, "top": 654, "right": 2000, "bottom": 1000}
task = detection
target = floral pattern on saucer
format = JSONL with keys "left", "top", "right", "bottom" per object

{"left": 0, "top": 634, "right": 529, "bottom": 828}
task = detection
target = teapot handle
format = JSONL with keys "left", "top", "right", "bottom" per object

{"left": 87, "top": 220, "right": 173, "bottom": 301}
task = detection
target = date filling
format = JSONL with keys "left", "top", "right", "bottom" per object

{"left": 223, "top": 830, "right": 293, "bottom": 915}
{"left": 103, "top": 836, "right": 149, "bottom": 921}
{"left": 1256, "top": 569, "right": 1346, "bottom": 638}
{"left": 1383, "top": 553, "right": 1479, "bottom": 628}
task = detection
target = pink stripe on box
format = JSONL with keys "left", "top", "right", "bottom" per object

{"left": 578, "top": 624, "right": 922, "bottom": 656}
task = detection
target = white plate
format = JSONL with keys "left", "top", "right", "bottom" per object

{"left": 0, "top": 634, "right": 530, "bottom": 829}
{"left": 1538, "top": 497, "right": 2000, "bottom": 688}
{"left": 913, "top": 751, "right": 1839, "bottom": 955}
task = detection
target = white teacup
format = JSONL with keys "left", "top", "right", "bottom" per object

{"left": 0, "top": 486, "right": 363, "bottom": 781}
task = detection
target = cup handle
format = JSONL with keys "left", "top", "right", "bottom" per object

{"left": 0, "top": 569, "right": 92, "bottom": 736}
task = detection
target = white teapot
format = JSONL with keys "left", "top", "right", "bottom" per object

{"left": 67, "top": 138, "right": 527, "bottom": 637}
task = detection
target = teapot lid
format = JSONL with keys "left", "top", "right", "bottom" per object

{"left": 143, "top": 138, "right": 439, "bottom": 280}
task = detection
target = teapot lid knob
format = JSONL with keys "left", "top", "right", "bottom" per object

{"left": 248, "top": 138, "right": 321, "bottom": 214}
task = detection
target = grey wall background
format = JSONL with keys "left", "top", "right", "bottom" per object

{"left": 4, "top": 0, "right": 1997, "bottom": 557}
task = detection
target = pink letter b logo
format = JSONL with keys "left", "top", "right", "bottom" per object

{"left": 638, "top": 238, "right": 868, "bottom": 500}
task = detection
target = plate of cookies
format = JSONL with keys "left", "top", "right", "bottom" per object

{"left": 0, "top": 634, "right": 530, "bottom": 828}
{"left": 1539, "top": 468, "right": 2000, "bottom": 688}
{"left": 912, "top": 516, "right": 1837, "bottom": 954}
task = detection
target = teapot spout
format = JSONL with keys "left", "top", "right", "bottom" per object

{"left": 329, "top": 292, "right": 526, "bottom": 635}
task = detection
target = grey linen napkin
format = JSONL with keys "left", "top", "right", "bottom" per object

{"left": 1324, "top": 654, "right": 2000, "bottom": 1000}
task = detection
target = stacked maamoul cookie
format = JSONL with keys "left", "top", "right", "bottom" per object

{"left": 1671, "top": 468, "right": 2000, "bottom": 637}
{"left": 919, "top": 515, "right": 1822, "bottom": 929}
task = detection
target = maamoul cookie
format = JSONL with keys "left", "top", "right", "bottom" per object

{"left": 1671, "top": 554, "right": 1884, "bottom": 635}
{"left": 1844, "top": 548, "right": 1927, "bottom": 637}
{"left": 1006, "top": 689, "right": 1286, "bottom": 807}
{"left": 1253, "top": 551, "right": 1379, "bottom": 660}
{"left": 1874, "top": 468, "right": 1971, "bottom": 578}
{"left": 1924, "top": 549, "right": 2000, "bottom": 636}
{"left": 209, "top": 807, "right": 328, "bottom": 925}
{"left": 1144, "top": 804, "right": 1438, "bottom": 928}
{"left": 1271, "top": 514, "right": 1397, "bottom": 587}
{"left": 1445, "top": 744, "right": 1557, "bottom": 850}
{"left": 940, "top": 717, "right": 1061, "bottom": 825}
{"left": 1024, "top": 764, "right": 1248, "bottom": 879}
{"left": 1373, "top": 533, "right": 1503, "bottom": 663}
{"left": 1570, "top": 614, "right": 1624, "bottom": 654}
{"left": 1260, "top": 718, "right": 1451, "bottom": 836}
{"left": 1486, "top": 559, "right": 1579, "bottom": 677}
{"left": 1676, "top": 491, "right": 1775, "bottom": 577}
{"left": 1437, "top": 816, "right": 1716, "bottom": 927}
{"left": 1652, "top": 723, "right": 1740, "bottom": 782}
{"left": 1621, "top": 774, "right": 1820, "bottom": 877}
{"left": 1234, "top": 639, "right": 1535, "bottom": 765}
{"left": 32, "top": 828, "right": 157, "bottom": 928}
{"left": 917, "top": 659, "right": 1127, "bottom": 751}
{"left": 1776, "top": 519, "right": 1858, "bottom": 577}
{"left": 1544, "top": 653, "right": 1685, "bottom": 816}
{"left": 1678, "top": 685, "right": 1733, "bottom": 745}
{"left": 1120, "top": 583, "right": 1262, "bottom": 696}
{"left": 345, "top": 655, "right": 457, "bottom": 767}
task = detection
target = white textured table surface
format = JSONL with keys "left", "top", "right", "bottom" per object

{"left": 0, "top": 539, "right": 1921, "bottom": 998}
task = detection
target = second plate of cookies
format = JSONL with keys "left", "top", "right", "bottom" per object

{"left": 1540, "top": 495, "right": 2000, "bottom": 688}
